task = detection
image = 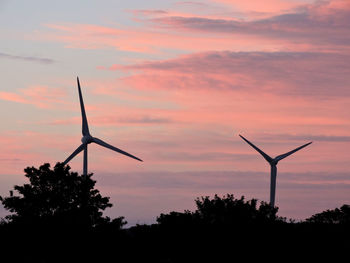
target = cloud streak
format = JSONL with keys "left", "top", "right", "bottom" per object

{"left": 256, "top": 133, "right": 350, "bottom": 143}
{"left": 0, "top": 52, "right": 55, "bottom": 64}
{"left": 36, "top": 1, "right": 350, "bottom": 55}
{"left": 107, "top": 51, "right": 350, "bottom": 98}
{"left": 148, "top": 0, "right": 350, "bottom": 50}
{"left": 0, "top": 85, "right": 68, "bottom": 108}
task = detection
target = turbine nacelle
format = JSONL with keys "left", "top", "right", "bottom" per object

{"left": 81, "top": 135, "right": 93, "bottom": 145}
{"left": 270, "top": 159, "right": 278, "bottom": 166}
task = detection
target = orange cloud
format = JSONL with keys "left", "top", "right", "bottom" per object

{"left": 0, "top": 92, "right": 28, "bottom": 104}
{"left": 39, "top": 23, "right": 279, "bottom": 53}
{"left": 0, "top": 131, "right": 76, "bottom": 175}
{"left": 35, "top": 1, "right": 350, "bottom": 55}
{"left": 108, "top": 51, "right": 350, "bottom": 98}
{"left": 0, "top": 85, "right": 69, "bottom": 109}
{"left": 210, "top": 0, "right": 305, "bottom": 14}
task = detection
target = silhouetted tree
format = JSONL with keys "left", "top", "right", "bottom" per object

{"left": 306, "top": 204, "right": 350, "bottom": 224}
{"left": 194, "top": 194, "right": 280, "bottom": 224}
{"left": 156, "top": 211, "right": 194, "bottom": 228}
{"left": 157, "top": 194, "right": 282, "bottom": 227}
{"left": 154, "top": 194, "right": 287, "bottom": 262}
{"left": 0, "top": 162, "right": 126, "bottom": 228}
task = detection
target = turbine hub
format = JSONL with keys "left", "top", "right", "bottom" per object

{"left": 271, "top": 159, "right": 278, "bottom": 166}
{"left": 81, "top": 135, "right": 93, "bottom": 144}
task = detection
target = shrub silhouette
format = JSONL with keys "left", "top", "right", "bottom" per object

{"left": 0, "top": 164, "right": 348, "bottom": 262}
{"left": 306, "top": 204, "right": 350, "bottom": 224}
{"left": 194, "top": 194, "right": 281, "bottom": 224}
{"left": 0, "top": 162, "right": 125, "bottom": 228}
{"left": 157, "top": 194, "right": 283, "bottom": 227}
{"left": 154, "top": 195, "right": 288, "bottom": 262}
{"left": 0, "top": 162, "right": 128, "bottom": 262}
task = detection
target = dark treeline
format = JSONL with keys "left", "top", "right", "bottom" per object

{"left": 0, "top": 163, "right": 348, "bottom": 262}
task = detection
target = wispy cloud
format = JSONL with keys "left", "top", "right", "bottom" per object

{"left": 41, "top": 22, "right": 262, "bottom": 53}
{"left": 0, "top": 52, "right": 55, "bottom": 64}
{"left": 0, "top": 85, "right": 68, "bottom": 108}
{"left": 106, "top": 51, "right": 350, "bottom": 98}
{"left": 48, "top": 114, "right": 173, "bottom": 126}
{"left": 209, "top": 0, "right": 307, "bottom": 15}
{"left": 35, "top": 1, "right": 350, "bottom": 55}
{"left": 117, "top": 116, "right": 172, "bottom": 124}
{"left": 175, "top": 2, "right": 209, "bottom": 7}
{"left": 149, "top": 0, "right": 350, "bottom": 50}
{"left": 128, "top": 9, "right": 168, "bottom": 17}
{"left": 256, "top": 133, "right": 350, "bottom": 143}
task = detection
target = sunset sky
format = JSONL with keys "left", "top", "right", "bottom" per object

{"left": 0, "top": 0, "right": 349, "bottom": 225}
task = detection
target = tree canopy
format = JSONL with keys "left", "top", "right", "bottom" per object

{"left": 306, "top": 204, "right": 350, "bottom": 224}
{"left": 0, "top": 162, "right": 125, "bottom": 228}
{"left": 0, "top": 163, "right": 348, "bottom": 262}
{"left": 157, "top": 194, "right": 283, "bottom": 227}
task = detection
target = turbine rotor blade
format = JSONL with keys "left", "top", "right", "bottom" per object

{"left": 63, "top": 144, "right": 85, "bottom": 165}
{"left": 275, "top": 142, "right": 312, "bottom": 162}
{"left": 77, "top": 77, "right": 90, "bottom": 136}
{"left": 239, "top": 134, "right": 273, "bottom": 163}
{"left": 93, "top": 137, "right": 143, "bottom": 162}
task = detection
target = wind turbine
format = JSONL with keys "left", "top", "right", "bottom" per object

{"left": 239, "top": 134, "right": 311, "bottom": 207}
{"left": 63, "top": 77, "right": 142, "bottom": 176}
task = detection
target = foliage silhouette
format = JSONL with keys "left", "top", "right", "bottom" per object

{"left": 157, "top": 194, "right": 283, "bottom": 227}
{"left": 0, "top": 163, "right": 349, "bottom": 262}
{"left": 153, "top": 195, "right": 287, "bottom": 262}
{"left": 0, "top": 162, "right": 126, "bottom": 228}
{"left": 153, "top": 195, "right": 349, "bottom": 262}
{"left": 306, "top": 204, "right": 350, "bottom": 224}
{"left": 194, "top": 194, "right": 280, "bottom": 224}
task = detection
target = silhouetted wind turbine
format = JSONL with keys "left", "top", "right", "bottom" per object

{"left": 63, "top": 77, "right": 142, "bottom": 176}
{"left": 239, "top": 134, "right": 311, "bottom": 207}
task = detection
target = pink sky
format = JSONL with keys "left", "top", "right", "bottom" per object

{"left": 0, "top": 0, "right": 349, "bottom": 225}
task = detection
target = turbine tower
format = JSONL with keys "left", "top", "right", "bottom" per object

{"left": 63, "top": 77, "right": 142, "bottom": 176}
{"left": 239, "top": 134, "right": 311, "bottom": 207}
